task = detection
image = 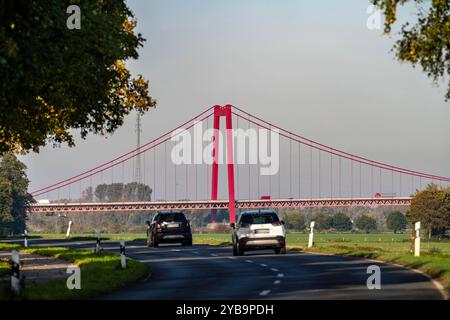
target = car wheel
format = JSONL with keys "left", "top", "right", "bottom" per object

{"left": 237, "top": 242, "right": 245, "bottom": 256}
{"left": 280, "top": 245, "right": 286, "bottom": 254}
{"left": 153, "top": 236, "right": 159, "bottom": 248}
{"left": 232, "top": 244, "right": 238, "bottom": 256}
{"left": 187, "top": 240, "right": 193, "bottom": 246}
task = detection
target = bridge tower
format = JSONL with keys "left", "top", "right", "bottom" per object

{"left": 211, "top": 105, "right": 236, "bottom": 223}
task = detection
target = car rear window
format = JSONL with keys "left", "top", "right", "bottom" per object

{"left": 240, "top": 213, "right": 279, "bottom": 224}
{"left": 158, "top": 213, "right": 186, "bottom": 222}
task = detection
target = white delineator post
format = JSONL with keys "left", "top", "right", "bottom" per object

{"left": 24, "top": 230, "right": 28, "bottom": 248}
{"left": 119, "top": 240, "right": 126, "bottom": 269}
{"left": 414, "top": 221, "right": 421, "bottom": 257}
{"left": 308, "top": 221, "right": 315, "bottom": 248}
{"left": 11, "top": 250, "right": 20, "bottom": 295}
{"left": 66, "top": 220, "right": 73, "bottom": 238}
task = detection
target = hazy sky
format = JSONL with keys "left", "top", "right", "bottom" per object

{"left": 22, "top": 0, "right": 450, "bottom": 199}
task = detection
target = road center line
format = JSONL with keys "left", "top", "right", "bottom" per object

{"left": 273, "top": 280, "right": 281, "bottom": 285}
{"left": 270, "top": 268, "right": 279, "bottom": 272}
{"left": 259, "top": 290, "right": 271, "bottom": 296}
{"left": 277, "top": 273, "right": 284, "bottom": 278}
{"left": 245, "top": 259, "right": 253, "bottom": 263}
{"left": 260, "top": 264, "right": 267, "bottom": 267}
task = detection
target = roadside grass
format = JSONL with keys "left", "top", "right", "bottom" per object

{"left": 0, "top": 245, "right": 149, "bottom": 300}
{"left": 0, "top": 243, "right": 21, "bottom": 251}
{"left": 0, "top": 259, "right": 9, "bottom": 277}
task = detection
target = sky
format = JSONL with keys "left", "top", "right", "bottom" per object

{"left": 22, "top": 0, "right": 450, "bottom": 200}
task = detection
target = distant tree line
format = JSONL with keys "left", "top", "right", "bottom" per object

{"left": 282, "top": 210, "right": 409, "bottom": 234}
{"left": 59, "top": 182, "right": 153, "bottom": 203}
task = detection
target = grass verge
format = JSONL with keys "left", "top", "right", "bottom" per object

{"left": 0, "top": 245, "right": 149, "bottom": 300}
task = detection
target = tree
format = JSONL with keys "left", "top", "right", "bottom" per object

{"left": 312, "top": 212, "right": 334, "bottom": 231}
{"left": 372, "top": 0, "right": 450, "bottom": 100}
{"left": 283, "top": 211, "right": 306, "bottom": 231}
{"left": 81, "top": 186, "right": 93, "bottom": 202}
{"left": 0, "top": 177, "right": 14, "bottom": 233}
{"left": 355, "top": 215, "right": 378, "bottom": 233}
{"left": 0, "top": 153, "right": 33, "bottom": 234}
{"left": 386, "top": 211, "right": 407, "bottom": 233}
{"left": 0, "top": 1, "right": 156, "bottom": 154}
{"left": 332, "top": 212, "right": 353, "bottom": 232}
{"left": 406, "top": 184, "right": 449, "bottom": 239}
{"left": 95, "top": 184, "right": 108, "bottom": 202}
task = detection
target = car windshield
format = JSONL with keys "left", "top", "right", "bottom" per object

{"left": 158, "top": 213, "right": 186, "bottom": 222}
{"left": 240, "top": 213, "right": 279, "bottom": 224}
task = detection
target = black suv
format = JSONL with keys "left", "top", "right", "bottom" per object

{"left": 146, "top": 210, "right": 192, "bottom": 247}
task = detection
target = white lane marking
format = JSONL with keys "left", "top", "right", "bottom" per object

{"left": 260, "top": 264, "right": 267, "bottom": 267}
{"left": 277, "top": 273, "right": 284, "bottom": 278}
{"left": 227, "top": 257, "right": 236, "bottom": 260}
{"left": 270, "top": 268, "right": 279, "bottom": 272}
{"left": 192, "top": 251, "right": 199, "bottom": 254}
{"left": 245, "top": 260, "right": 253, "bottom": 263}
{"left": 171, "top": 249, "right": 181, "bottom": 252}
{"left": 210, "top": 253, "right": 219, "bottom": 257}
{"left": 273, "top": 280, "right": 281, "bottom": 285}
{"left": 259, "top": 290, "right": 271, "bottom": 296}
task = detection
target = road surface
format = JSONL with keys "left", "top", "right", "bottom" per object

{"left": 1, "top": 238, "right": 445, "bottom": 300}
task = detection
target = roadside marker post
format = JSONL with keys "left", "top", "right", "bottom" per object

{"left": 119, "top": 240, "right": 126, "bottom": 269}
{"left": 414, "top": 221, "right": 421, "bottom": 257}
{"left": 24, "top": 230, "right": 28, "bottom": 248}
{"left": 11, "top": 250, "right": 20, "bottom": 295}
{"left": 95, "top": 232, "right": 102, "bottom": 253}
{"left": 308, "top": 221, "right": 315, "bottom": 248}
{"left": 66, "top": 220, "right": 73, "bottom": 238}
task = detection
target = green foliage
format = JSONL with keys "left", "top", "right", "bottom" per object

{"left": 0, "top": 1, "right": 156, "bottom": 154}
{"left": 407, "top": 184, "right": 449, "bottom": 239}
{"left": 91, "top": 182, "right": 152, "bottom": 202}
{"left": 386, "top": 211, "right": 407, "bottom": 233}
{"left": 0, "top": 153, "right": 33, "bottom": 234}
{"left": 372, "top": 0, "right": 450, "bottom": 100}
{"left": 355, "top": 215, "right": 378, "bottom": 233}
{"left": 283, "top": 211, "right": 306, "bottom": 231}
{"left": 311, "top": 212, "right": 331, "bottom": 231}
{"left": 331, "top": 212, "right": 353, "bottom": 232}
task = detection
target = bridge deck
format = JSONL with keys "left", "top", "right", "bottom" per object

{"left": 28, "top": 197, "right": 412, "bottom": 213}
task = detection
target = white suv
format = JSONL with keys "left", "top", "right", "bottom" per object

{"left": 230, "top": 210, "right": 286, "bottom": 256}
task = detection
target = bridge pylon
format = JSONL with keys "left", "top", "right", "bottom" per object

{"left": 211, "top": 105, "right": 236, "bottom": 223}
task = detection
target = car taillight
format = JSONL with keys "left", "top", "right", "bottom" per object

{"left": 272, "top": 221, "right": 282, "bottom": 226}
{"left": 156, "top": 223, "right": 161, "bottom": 229}
{"left": 186, "top": 221, "right": 190, "bottom": 228}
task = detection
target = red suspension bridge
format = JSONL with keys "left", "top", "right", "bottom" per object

{"left": 29, "top": 105, "right": 450, "bottom": 223}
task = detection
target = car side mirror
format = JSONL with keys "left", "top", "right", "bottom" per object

{"left": 281, "top": 220, "right": 285, "bottom": 225}
{"left": 230, "top": 222, "right": 235, "bottom": 229}
{"left": 145, "top": 220, "right": 151, "bottom": 226}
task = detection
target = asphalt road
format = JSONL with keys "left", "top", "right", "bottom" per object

{"left": 2, "top": 238, "right": 445, "bottom": 300}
